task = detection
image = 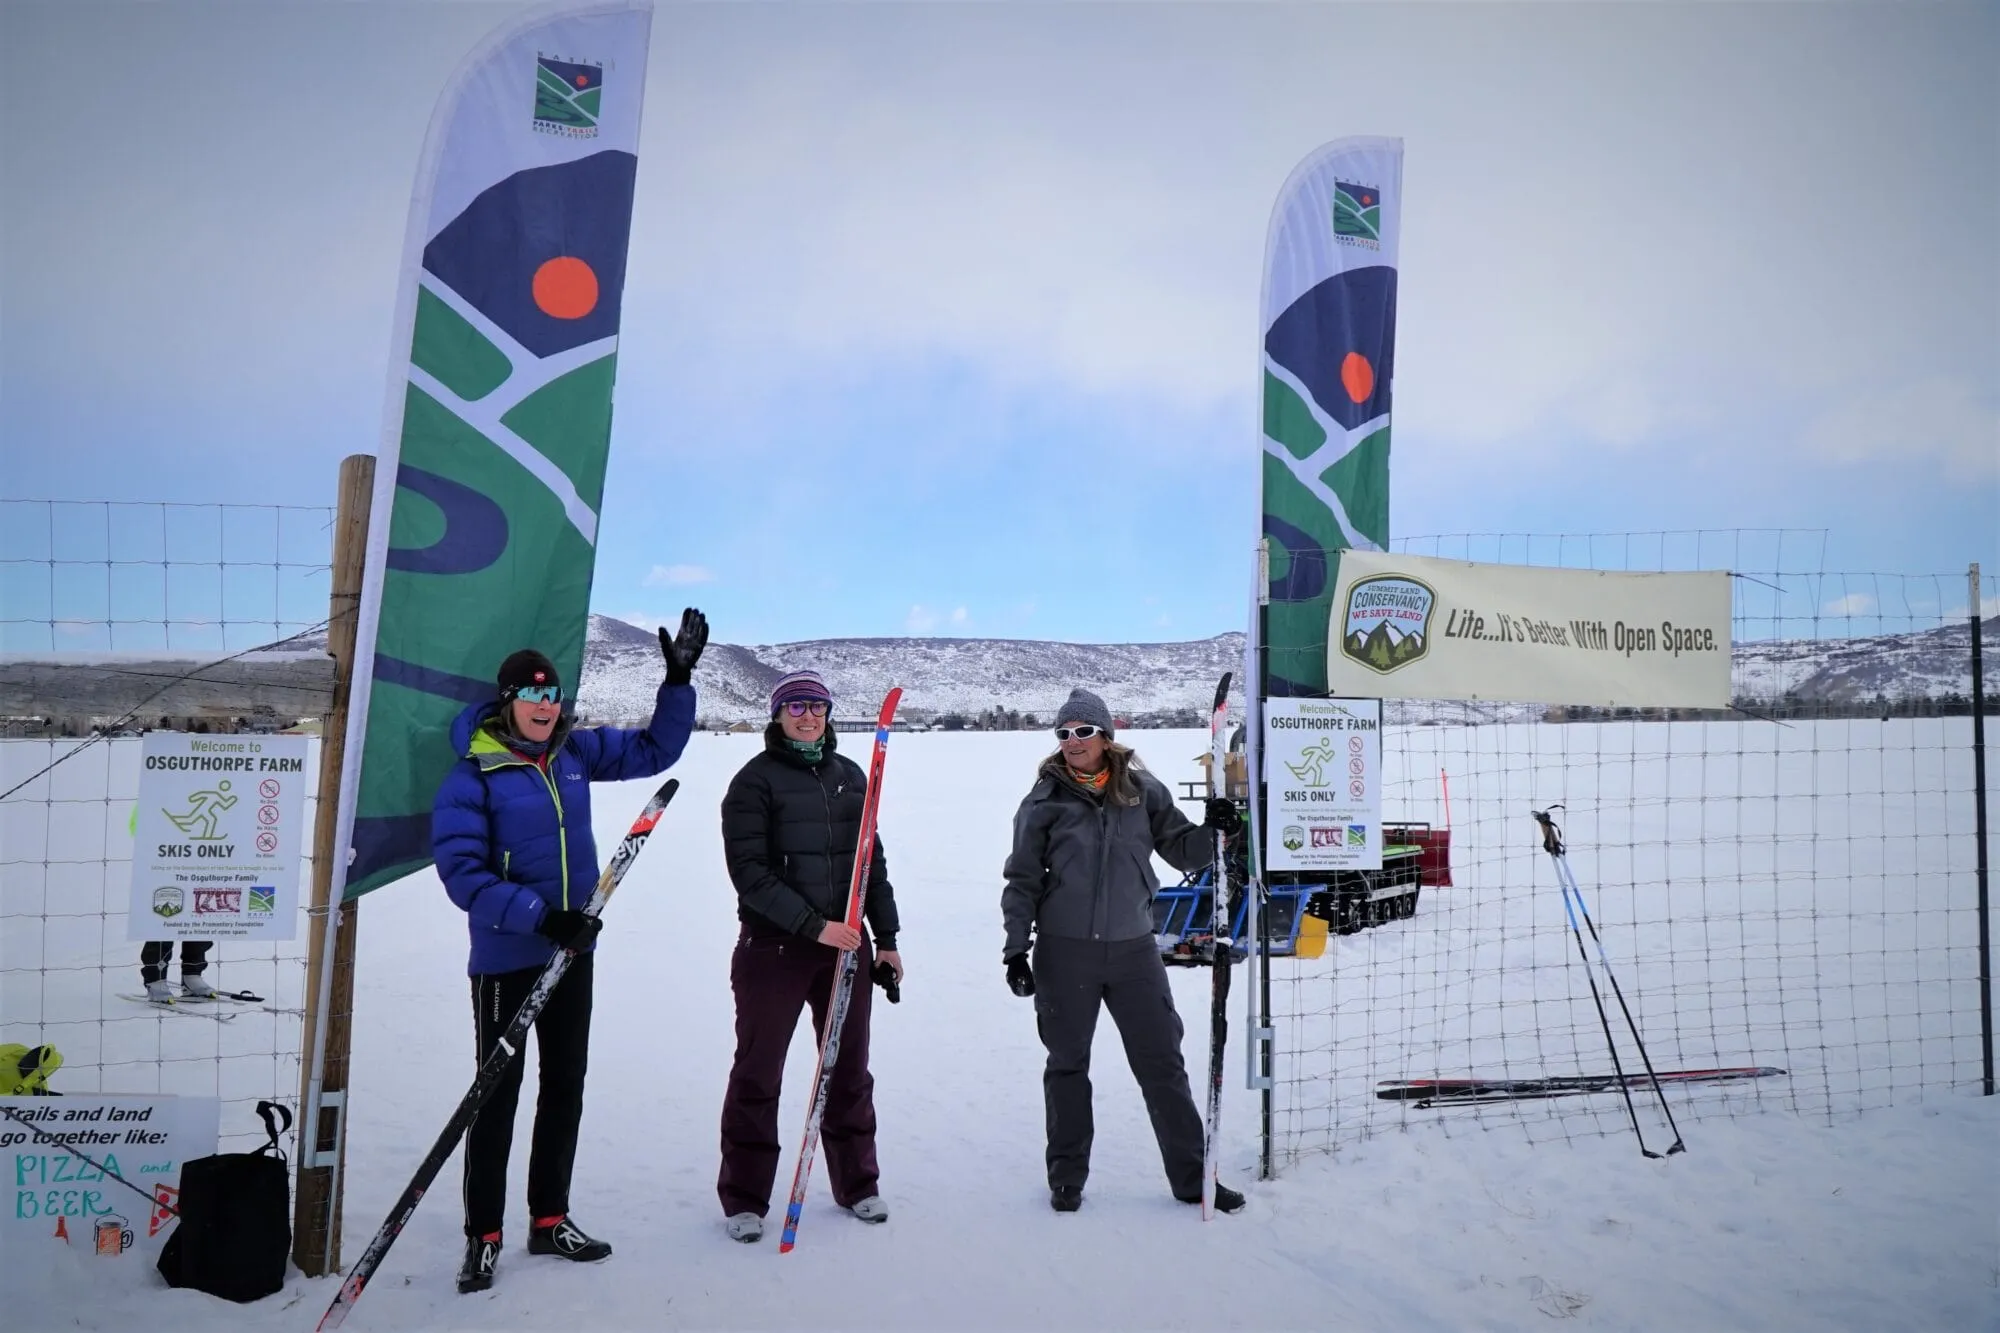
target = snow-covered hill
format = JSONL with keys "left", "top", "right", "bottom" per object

{"left": 28, "top": 614, "right": 1979, "bottom": 727}
{"left": 1734, "top": 616, "right": 1994, "bottom": 704}
{"left": 574, "top": 614, "right": 1995, "bottom": 724}
{"left": 577, "top": 616, "right": 1249, "bottom": 725}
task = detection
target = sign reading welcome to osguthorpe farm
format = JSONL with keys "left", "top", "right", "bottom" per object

{"left": 1325, "top": 551, "right": 1733, "bottom": 708}
{"left": 1264, "top": 697, "right": 1382, "bottom": 872}
{"left": 127, "top": 732, "right": 309, "bottom": 942}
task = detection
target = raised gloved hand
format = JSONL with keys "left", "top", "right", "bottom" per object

{"left": 1005, "top": 953, "right": 1035, "bottom": 998}
{"left": 537, "top": 908, "right": 602, "bottom": 951}
{"left": 1203, "top": 797, "right": 1242, "bottom": 835}
{"left": 658, "top": 607, "right": 709, "bottom": 686}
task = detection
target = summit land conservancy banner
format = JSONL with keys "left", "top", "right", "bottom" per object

{"left": 1325, "top": 551, "right": 1733, "bottom": 708}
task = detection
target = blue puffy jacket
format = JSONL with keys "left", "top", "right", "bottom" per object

{"left": 431, "top": 680, "right": 696, "bottom": 976}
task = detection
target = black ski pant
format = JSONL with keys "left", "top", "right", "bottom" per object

{"left": 140, "top": 940, "right": 211, "bottom": 985}
{"left": 463, "top": 952, "right": 593, "bottom": 1238}
{"left": 1031, "top": 933, "right": 1204, "bottom": 1198}
{"left": 717, "top": 930, "right": 878, "bottom": 1217}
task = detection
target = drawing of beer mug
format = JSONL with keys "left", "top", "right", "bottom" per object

{"left": 94, "top": 1213, "right": 134, "bottom": 1256}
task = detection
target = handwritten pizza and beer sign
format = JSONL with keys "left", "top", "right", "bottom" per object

{"left": 2, "top": 1095, "right": 220, "bottom": 1255}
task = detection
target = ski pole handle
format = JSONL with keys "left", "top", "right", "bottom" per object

{"left": 1531, "top": 807, "right": 1565, "bottom": 855}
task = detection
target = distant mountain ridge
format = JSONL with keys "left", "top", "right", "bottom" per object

{"left": 20, "top": 614, "right": 1974, "bottom": 728}
{"left": 577, "top": 616, "right": 1250, "bottom": 723}
{"left": 572, "top": 614, "right": 1994, "bottom": 724}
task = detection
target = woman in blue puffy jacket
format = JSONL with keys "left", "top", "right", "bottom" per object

{"left": 430, "top": 609, "right": 706, "bottom": 1294}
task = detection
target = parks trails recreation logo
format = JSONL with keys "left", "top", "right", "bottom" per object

{"left": 1341, "top": 574, "right": 1435, "bottom": 674}
{"left": 534, "top": 54, "right": 603, "bottom": 138}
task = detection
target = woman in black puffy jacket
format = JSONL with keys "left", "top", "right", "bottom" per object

{"left": 714, "top": 669, "right": 902, "bottom": 1243}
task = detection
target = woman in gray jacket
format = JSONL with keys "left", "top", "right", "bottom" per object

{"left": 1000, "top": 687, "right": 1246, "bottom": 1214}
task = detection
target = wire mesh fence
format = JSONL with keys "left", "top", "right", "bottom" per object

{"left": 1, "top": 501, "right": 334, "bottom": 1153}
{"left": 1260, "top": 535, "right": 1994, "bottom": 1171}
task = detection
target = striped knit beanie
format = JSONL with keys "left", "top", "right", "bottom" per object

{"left": 769, "top": 669, "right": 833, "bottom": 716}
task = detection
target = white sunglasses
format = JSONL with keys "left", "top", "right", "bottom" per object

{"left": 1054, "top": 725, "right": 1103, "bottom": 742}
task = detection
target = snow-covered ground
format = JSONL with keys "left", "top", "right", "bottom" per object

{"left": 4, "top": 730, "right": 1995, "bottom": 1331}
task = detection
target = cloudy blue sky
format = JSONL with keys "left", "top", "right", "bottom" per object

{"left": 2, "top": 1, "right": 1994, "bottom": 648}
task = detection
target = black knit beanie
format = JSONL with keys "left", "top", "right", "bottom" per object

{"left": 497, "top": 649, "right": 560, "bottom": 699}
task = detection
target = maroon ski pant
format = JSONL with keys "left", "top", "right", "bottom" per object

{"left": 717, "top": 930, "right": 879, "bottom": 1217}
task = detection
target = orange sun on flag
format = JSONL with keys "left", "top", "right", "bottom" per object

{"left": 1340, "top": 351, "right": 1375, "bottom": 404}
{"left": 532, "top": 257, "right": 599, "bottom": 320}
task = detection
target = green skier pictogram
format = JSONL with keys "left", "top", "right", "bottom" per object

{"left": 162, "top": 781, "right": 237, "bottom": 841}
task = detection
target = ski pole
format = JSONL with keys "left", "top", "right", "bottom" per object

{"left": 1538, "top": 810, "right": 1685, "bottom": 1154}
{"left": 1532, "top": 808, "right": 1685, "bottom": 1158}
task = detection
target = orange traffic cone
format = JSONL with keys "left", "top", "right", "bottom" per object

{"left": 53, "top": 1215, "right": 69, "bottom": 1243}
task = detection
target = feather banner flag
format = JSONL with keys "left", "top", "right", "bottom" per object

{"left": 336, "top": 1, "right": 655, "bottom": 900}
{"left": 1256, "top": 137, "right": 1403, "bottom": 697}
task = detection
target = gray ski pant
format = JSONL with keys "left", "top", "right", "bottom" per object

{"left": 1031, "top": 933, "right": 1204, "bottom": 1197}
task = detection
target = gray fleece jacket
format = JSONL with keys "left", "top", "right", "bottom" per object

{"left": 1000, "top": 754, "right": 1215, "bottom": 958}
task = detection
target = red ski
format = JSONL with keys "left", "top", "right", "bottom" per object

{"left": 777, "top": 687, "right": 902, "bottom": 1253}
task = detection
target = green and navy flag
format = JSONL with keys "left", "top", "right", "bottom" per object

{"left": 1255, "top": 137, "right": 1403, "bottom": 697}
{"left": 334, "top": 1, "right": 655, "bottom": 901}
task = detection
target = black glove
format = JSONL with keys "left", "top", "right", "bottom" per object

{"left": 658, "top": 607, "right": 709, "bottom": 686}
{"left": 1203, "top": 797, "right": 1242, "bottom": 835}
{"left": 871, "top": 959, "right": 901, "bottom": 1004}
{"left": 1005, "top": 953, "right": 1035, "bottom": 998}
{"left": 537, "top": 908, "right": 602, "bottom": 951}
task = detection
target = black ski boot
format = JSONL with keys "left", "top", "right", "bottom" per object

{"left": 457, "top": 1232, "right": 500, "bottom": 1293}
{"left": 1050, "top": 1185, "right": 1083, "bottom": 1213}
{"left": 1176, "top": 1183, "right": 1245, "bottom": 1214}
{"left": 528, "top": 1215, "right": 612, "bottom": 1262}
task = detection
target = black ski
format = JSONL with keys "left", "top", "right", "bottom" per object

{"left": 1199, "top": 671, "right": 1232, "bottom": 1218}
{"left": 316, "top": 777, "right": 679, "bottom": 1331}
{"left": 1378, "top": 1065, "right": 1786, "bottom": 1108}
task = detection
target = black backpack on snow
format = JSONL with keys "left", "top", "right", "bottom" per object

{"left": 156, "top": 1100, "right": 293, "bottom": 1302}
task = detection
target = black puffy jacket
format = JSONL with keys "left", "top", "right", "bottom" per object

{"left": 720, "top": 728, "right": 900, "bottom": 948}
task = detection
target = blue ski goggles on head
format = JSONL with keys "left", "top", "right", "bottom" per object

{"left": 511, "top": 684, "right": 562, "bottom": 704}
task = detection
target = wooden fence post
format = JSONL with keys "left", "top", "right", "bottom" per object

{"left": 293, "top": 453, "right": 374, "bottom": 1275}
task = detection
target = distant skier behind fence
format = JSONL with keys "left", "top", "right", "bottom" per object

{"left": 1001, "top": 687, "right": 1247, "bottom": 1215}
{"left": 715, "top": 669, "right": 903, "bottom": 1244}
{"left": 431, "top": 610, "right": 706, "bottom": 1294}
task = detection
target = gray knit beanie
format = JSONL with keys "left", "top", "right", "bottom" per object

{"left": 1054, "top": 687, "right": 1115, "bottom": 737}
